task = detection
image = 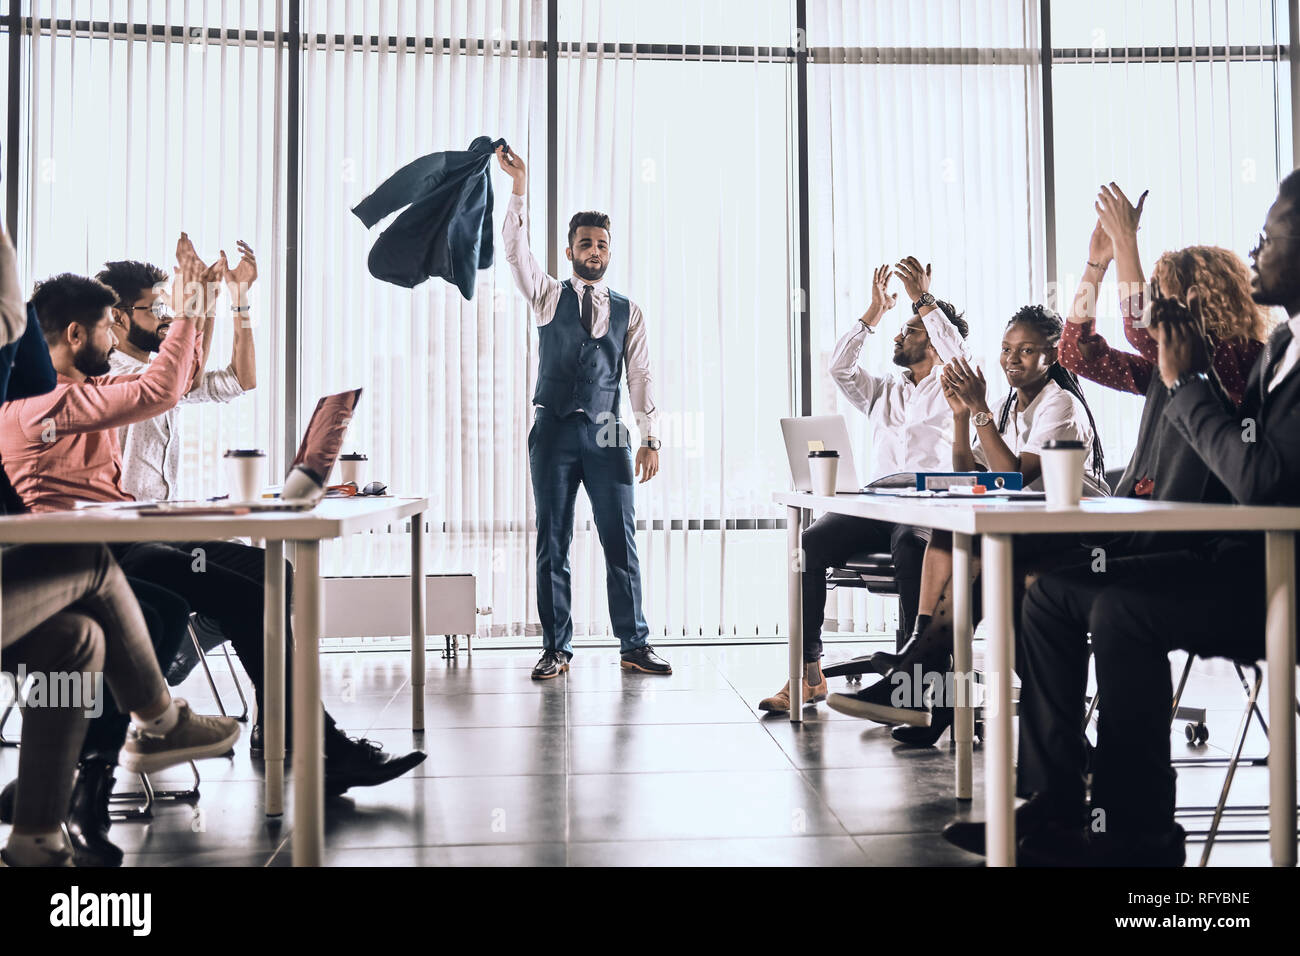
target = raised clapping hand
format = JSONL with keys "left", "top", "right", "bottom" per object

{"left": 220, "top": 240, "right": 258, "bottom": 296}
{"left": 1095, "top": 182, "right": 1148, "bottom": 248}
{"left": 894, "top": 256, "right": 932, "bottom": 303}
{"left": 860, "top": 264, "right": 898, "bottom": 326}
{"left": 1087, "top": 218, "right": 1114, "bottom": 268}
{"left": 942, "top": 357, "right": 989, "bottom": 415}
{"left": 495, "top": 145, "right": 527, "bottom": 194}
{"left": 941, "top": 376, "right": 968, "bottom": 416}
{"left": 1147, "top": 279, "right": 1213, "bottom": 388}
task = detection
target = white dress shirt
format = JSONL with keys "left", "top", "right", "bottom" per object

{"left": 108, "top": 349, "right": 247, "bottom": 500}
{"left": 973, "top": 379, "right": 1108, "bottom": 496}
{"left": 501, "top": 192, "right": 657, "bottom": 438}
{"left": 830, "top": 308, "right": 972, "bottom": 478}
{"left": 1267, "top": 312, "right": 1300, "bottom": 394}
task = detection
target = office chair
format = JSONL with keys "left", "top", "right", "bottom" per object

{"left": 820, "top": 551, "right": 907, "bottom": 682}
{"left": 0, "top": 700, "right": 16, "bottom": 747}
{"left": 186, "top": 613, "right": 250, "bottom": 722}
{"left": 1085, "top": 652, "right": 1299, "bottom": 866}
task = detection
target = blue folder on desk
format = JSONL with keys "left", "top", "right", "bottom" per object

{"left": 862, "top": 471, "right": 1025, "bottom": 494}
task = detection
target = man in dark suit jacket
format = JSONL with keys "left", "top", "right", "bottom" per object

{"left": 943, "top": 169, "right": 1300, "bottom": 866}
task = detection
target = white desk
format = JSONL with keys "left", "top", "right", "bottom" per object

{"left": 774, "top": 491, "right": 1299, "bottom": 868}
{"left": 0, "top": 496, "right": 429, "bottom": 866}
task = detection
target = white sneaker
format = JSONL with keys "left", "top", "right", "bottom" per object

{"left": 120, "top": 699, "right": 240, "bottom": 775}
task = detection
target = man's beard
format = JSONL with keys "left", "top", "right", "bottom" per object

{"left": 127, "top": 320, "right": 166, "bottom": 354}
{"left": 572, "top": 258, "right": 607, "bottom": 282}
{"left": 892, "top": 348, "right": 918, "bottom": 368}
{"left": 73, "top": 345, "right": 113, "bottom": 378}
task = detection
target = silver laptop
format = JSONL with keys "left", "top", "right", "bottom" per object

{"left": 780, "top": 415, "right": 861, "bottom": 494}
{"left": 139, "top": 388, "right": 363, "bottom": 514}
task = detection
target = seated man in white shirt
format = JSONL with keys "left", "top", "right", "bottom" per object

{"left": 827, "top": 304, "right": 1109, "bottom": 733}
{"left": 759, "top": 258, "right": 971, "bottom": 714}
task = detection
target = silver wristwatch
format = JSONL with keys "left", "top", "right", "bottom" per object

{"left": 642, "top": 437, "right": 661, "bottom": 451}
{"left": 972, "top": 411, "right": 993, "bottom": 428}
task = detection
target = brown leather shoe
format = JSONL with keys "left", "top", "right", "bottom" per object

{"left": 757, "top": 670, "right": 829, "bottom": 713}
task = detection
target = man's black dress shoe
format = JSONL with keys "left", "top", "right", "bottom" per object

{"left": 249, "top": 724, "right": 294, "bottom": 759}
{"left": 531, "top": 650, "right": 569, "bottom": 680}
{"left": 67, "top": 759, "right": 124, "bottom": 868}
{"left": 324, "top": 734, "right": 427, "bottom": 796}
{"left": 941, "top": 795, "right": 1085, "bottom": 857}
{"left": 0, "top": 778, "right": 14, "bottom": 824}
{"left": 620, "top": 645, "right": 672, "bottom": 675}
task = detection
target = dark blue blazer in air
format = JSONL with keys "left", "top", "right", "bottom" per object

{"left": 351, "top": 135, "right": 507, "bottom": 300}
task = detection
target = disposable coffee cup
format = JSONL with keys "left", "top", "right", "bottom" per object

{"left": 224, "top": 449, "right": 266, "bottom": 502}
{"left": 1041, "top": 439, "right": 1086, "bottom": 509}
{"left": 808, "top": 449, "right": 839, "bottom": 497}
{"left": 338, "top": 453, "right": 368, "bottom": 487}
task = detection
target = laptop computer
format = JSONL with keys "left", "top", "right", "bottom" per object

{"left": 137, "top": 388, "right": 363, "bottom": 515}
{"left": 779, "top": 415, "right": 862, "bottom": 494}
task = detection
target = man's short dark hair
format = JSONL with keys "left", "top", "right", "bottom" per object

{"left": 29, "top": 274, "right": 118, "bottom": 343}
{"left": 95, "top": 260, "right": 168, "bottom": 311}
{"left": 932, "top": 299, "right": 969, "bottom": 339}
{"left": 567, "top": 211, "right": 611, "bottom": 249}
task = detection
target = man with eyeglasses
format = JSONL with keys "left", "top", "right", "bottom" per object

{"left": 102, "top": 240, "right": 258, "bottom": 500}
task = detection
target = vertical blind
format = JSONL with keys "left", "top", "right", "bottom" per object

{"left": 8, "top": 0, "right": 1295, "bottom": 643}
{"left": 554, "top": 0, "right": 796, "bottom": 639}
{"left": 807, "top": 0, "right": 1046, "bottom": 635}
{"left": 17, "top": 0, "right": 285, "bottom": 503}
{"left": 300, "top": 0, "right": 545, "bottom": 640}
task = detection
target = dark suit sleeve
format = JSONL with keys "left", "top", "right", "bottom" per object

{"left": 351, "top": 151, "right": 452, "bottom": 228}
{"left": 1165, "top": 374, "right": 1300, "bottom": 504}
{"left": 0, "top": 304, "right": 57, "bottom": 404}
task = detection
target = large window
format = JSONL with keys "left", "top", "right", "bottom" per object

{"left": 8, "top": 0, "right": 1295, "bottom": 643}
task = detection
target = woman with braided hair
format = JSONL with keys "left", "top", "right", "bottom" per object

{"left": 827, "top": 304, "right": 1111, "bottom": 731}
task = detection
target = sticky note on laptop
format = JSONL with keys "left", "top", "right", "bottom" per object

{"left": 806, "top": 440, "right": 825, "bottom": 452}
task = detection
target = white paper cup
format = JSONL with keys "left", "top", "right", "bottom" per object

{"left": 1041, "top": 439, "right": 1087, "bottom": 509}
{"left": 338, "top": 453, "right": 367, "bottom": 487}
{"left": 224, "top": 450, "right": 266, "bottom": 502}
{"left": 808, "top": 450, "right": 839, "bottom": 497}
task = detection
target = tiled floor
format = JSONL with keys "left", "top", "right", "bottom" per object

{"left": 0, "top": 642, "right": 1292, "bottom": 866}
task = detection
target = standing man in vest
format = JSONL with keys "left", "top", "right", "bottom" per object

{"left": 496, "top": 145, "right": 671, "bottom": 681}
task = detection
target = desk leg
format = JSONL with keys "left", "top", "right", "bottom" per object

{"left": 787, "top": 505, "right": 804, "bottom": 723}
{"left": 292, "top": 540, "right": 324, "bottom": 867}
{"left": 1265, "top": 531, "right": 1296, "bottom": 867}
{"left": 952, "top": 532, "right": 973, "bottom": 801}
{"left": 982, "top": 533, "right": 1015, "bottom": 867}
{"left": 263, "top": 541, "right": 286, "bottom": 817}
{"left": 410, "top": 513, "right": 426, "bottom": 732}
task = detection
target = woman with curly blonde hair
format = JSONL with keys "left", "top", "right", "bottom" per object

{"left": 1061, "top": 182, "right": 1272, "bottom": 504}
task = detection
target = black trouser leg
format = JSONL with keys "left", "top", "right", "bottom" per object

{"left": 889, "top": 524, "right": 931, "bottom": 641}
{"left": 800, "top": 514, "right": 894, "bottom": 662}
{"left": 1086, "top": 547, "right": 1264, "bottom": 835}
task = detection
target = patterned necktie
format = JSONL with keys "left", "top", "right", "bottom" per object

{"left": 581, "top": 283, "right": 594, "bottom": 337}
{"left": 1261, "top": 323, "right": 1294, "bottom": 400}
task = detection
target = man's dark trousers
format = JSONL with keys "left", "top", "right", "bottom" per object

{"left": 529, "top": 408, "right": 649, "bottom": 658}
{"left": 1017, "top": 541, "right": 1268, "bottom": 836}
{"left": 800, "top": 513, "right": 930, "bottom": 662}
